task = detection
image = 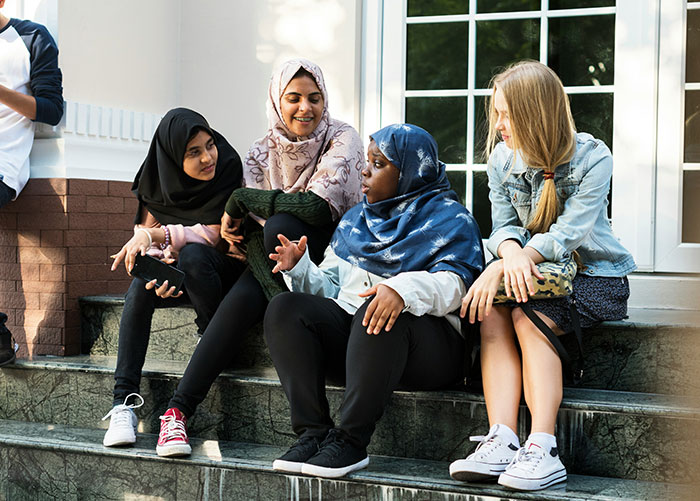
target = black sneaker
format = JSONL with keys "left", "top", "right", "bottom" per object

{"left": 300, "top": 429, "right": 369, "bottom": 478}
{"left": 272, "top": 435, "right": 322, "bottom": 473}
{"left": 0, "top": 314, "right": 15, "bottom": 368}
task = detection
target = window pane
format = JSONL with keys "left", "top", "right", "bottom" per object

{"left": 406, "top": 97, "right": 467, "bottom": 163}
{"left": 477, "top": 0, "right": 538, "bottom": 13}
{"left": 549, "top": 0, "right": 615, "bottom": 8}
{"left": 474, "top": 95, "right": 490, "bottom": 163}
{"left": 407, "top": 23, "right": 468, "bottom": 90}
{"left": 569, "top": 93, "right": 614, "bottom": 150}
{"left": 549, "top": 15, "right": 615, "bottom": 86}
{"left": 408, "top": 0, "right": 469, "bottom": 16}
{"left": 682, "top": 171, "right": 700, "bottom": 243}
{"left": 472, "top": 170, "right": 493, "bottom": 238}
{"left": 685, "top": 91, "right": 700, "bottom": 163}
{"left": 475, "top": 19, "right": 540, "bottom": 88}
{"left": 687, "top": 9, "right": 700, "bottom": 83}
{"left": 447, "top": 170, "right": 467, "bottom": 206}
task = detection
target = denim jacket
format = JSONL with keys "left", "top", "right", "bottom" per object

{"left": 486, "top": 132, "right": 636, "bottom": 277}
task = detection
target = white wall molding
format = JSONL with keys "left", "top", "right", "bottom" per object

{"left": 29, "top": 101, "right": 161, "bottom": 182}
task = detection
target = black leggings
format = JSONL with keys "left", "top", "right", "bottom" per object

{"left": 264, "top": 292, "right": 465, "bottom": 450}
{"left": 113, "top": 243, "right": 244, "bottom": 405}
{"left": 168, "top": 213, "right": 333, "bottom": 416}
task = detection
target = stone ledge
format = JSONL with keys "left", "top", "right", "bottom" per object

{"left": 0, "top": 419, "right": 692, "bottom": 501}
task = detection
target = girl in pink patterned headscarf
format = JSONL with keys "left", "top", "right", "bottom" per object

{"left": 243, "top": 58, "right": 364, "bottom": 220}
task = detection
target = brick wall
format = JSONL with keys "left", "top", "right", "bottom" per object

{"left": 0, "top": 178, "right": 136, "bottom": 356}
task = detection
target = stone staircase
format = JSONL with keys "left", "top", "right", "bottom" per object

{"left": 0, "top": 296, "right": 699, "bottom": 500}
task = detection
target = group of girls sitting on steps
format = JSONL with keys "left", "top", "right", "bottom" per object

{"left": 102, "top": 58, "right": 634, "bottom": 492}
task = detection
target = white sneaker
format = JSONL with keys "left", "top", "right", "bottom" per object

{"left": 498, "top": 440, "right": 567, "bottom": 491}
{"left": 449, "top": 424, "right": 520, "bottom": 482}
{"left": 102, "top": 393, "right": 144, "bottom": 447}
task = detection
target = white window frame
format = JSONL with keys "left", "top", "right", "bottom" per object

{"left": 363, "top": 0, "right": 660, "bottom": 271}
{"left": 655, "top": 0, "right": 700, "bottom": 272}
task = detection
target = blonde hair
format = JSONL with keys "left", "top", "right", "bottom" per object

{"left": 486, "top": 60, "right": 576, "bottom": 235}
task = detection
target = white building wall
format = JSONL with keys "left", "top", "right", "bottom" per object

{"left": 178, "top": 0, "right": 362, "bottom": 155}
{"left": 58, "top": 0, "right": 181, "bottom": 114}
{"left": 30, "top": 0, "right": 362, "bottom": 162}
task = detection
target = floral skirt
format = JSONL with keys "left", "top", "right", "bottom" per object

{"left": 506, "top": 275, "right": 630, "bottom": 332}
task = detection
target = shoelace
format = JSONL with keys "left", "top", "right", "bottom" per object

{"left": 469, "top": 429, "right": 501, "bottom": 459}
{"left": 509, "top": 447, "right": 545, "bottom": 473}
{"left": 317, "top": 430, "right": 346, "bottom": 458}
{"left": 286, "top": 435, "right": 319, "bottom": 454}
{"left": 101, "top": 392, "right": 145, "bottom": 423}
{"left": 159, "top": 414, "right": 188, "bottom": 441}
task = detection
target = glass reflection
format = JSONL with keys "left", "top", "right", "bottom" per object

{"left": 406, "top": 97, "right": 467, "bottom": 164}
{"left": 476, "top": 19, "right": 539, "bottom": 88}
{"left": 408, "top": 0, "right": 469, "bottom": 17}
{"left": 686, "top": 9, "right": 700, "bottom": 83}
{"left": 685, "top": 91, "right": 700, "bottom": 163}
{"left": 682, "top": 171, "right": 700, "bottom": 243}
{"left": 447, "top": 170, "right": 467, "bottom": 206}
{"left": 568, "top": 93, "right": 614, "bottom": 151}
{"left": 474, "top": 95, "right": 490, "bottom": 163}
{"left": 477, "top": 0, "right": 538, "bottom": 13}
{"left": 549, "top": 0, "right": 615, "bottom": 8}
{"left": 407, "top": 23, "right": 468, "bottom": 90}
{"left": 549, "top": 15, "right": 615, "bottom": 86}
{"left": 473, "top": 170, "right": 493, "bottom": 238}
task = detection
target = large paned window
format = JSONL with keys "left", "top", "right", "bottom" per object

{"left": 656, "top": 0, "right": 700, "bottom": 272}
{"left": 400, "top": 0, "right": 615, "bottom": 240}
{"left": 683, "top": 1, "right": 700, "bottom": 243}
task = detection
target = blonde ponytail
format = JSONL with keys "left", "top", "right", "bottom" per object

{"left": 486, "top": 60, "right": 576, "bottom": 235}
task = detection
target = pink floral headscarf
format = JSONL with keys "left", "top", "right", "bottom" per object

{"left": 243, "top": 59, "right": 364, "bottom": 220}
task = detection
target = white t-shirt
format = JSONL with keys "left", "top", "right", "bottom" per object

{"left": 0, "top": 18, "right": 63, "bottom": 197}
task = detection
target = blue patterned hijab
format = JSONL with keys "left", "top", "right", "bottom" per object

{"left": 331, "top": 124, "right": 485, "bottom": 287}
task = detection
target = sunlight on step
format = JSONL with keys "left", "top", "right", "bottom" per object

{"left": 123, "top": 495, "right": 165, "bottom": 501}
{"left": 200, "top": 439, "right": 222, "bottom": 461}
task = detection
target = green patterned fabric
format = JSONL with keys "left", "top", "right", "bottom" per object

{"left": 224, "top": 188, "right": 334, "bottom": 300}
{"left": 225, "top": 188, "right": 333, "bottom": 226}
{"left": 245, "top": 230, "right": 285, "bottom": 300}
{"left": 493, "top": 258, "right": 577, "bottom": 304}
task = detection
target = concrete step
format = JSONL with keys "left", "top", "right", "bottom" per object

{"left": 0, "top": 419, "right": 692, "bottom": 501}
{"left": 80, "top": 296, "right": 700, "bottom": 396}
{"left": 1, "top": 356, "right": 698, "bottom": 484}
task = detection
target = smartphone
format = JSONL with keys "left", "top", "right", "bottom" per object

{"left": 132, "top": 254, "right": 185, "bottom": 294}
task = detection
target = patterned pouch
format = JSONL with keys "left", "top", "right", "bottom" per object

{"left": 493, "top": 258, "right": 577, "bottom": 304}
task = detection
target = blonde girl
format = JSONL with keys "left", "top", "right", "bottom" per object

{"left": 449, "top": 60, "right": 635, "bottom": 491}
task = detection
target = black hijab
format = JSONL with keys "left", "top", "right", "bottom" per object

{"left": 132, "top": 108, "right": 242, "bottom": 226}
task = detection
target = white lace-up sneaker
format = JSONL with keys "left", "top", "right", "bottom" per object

{"left": 449, "top": 424, "right": 520, "bottom": 482}
{"left": 102, "top": 393, "right": 144, "bottom": 447}
{"left": 498, "top": 440, "right": 567, "bottom": 491}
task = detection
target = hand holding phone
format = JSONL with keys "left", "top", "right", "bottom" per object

{"left": 131, "top": 254, "right": 185, "bottom": 295}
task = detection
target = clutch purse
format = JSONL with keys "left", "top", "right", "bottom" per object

{"left": 493, "top": 258, "right": 577, "bottom": 303}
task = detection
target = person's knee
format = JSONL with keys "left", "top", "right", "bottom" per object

{"left": 263, "top": 213, "right": 303, "bottom": 253}
{"left": 177, "top": 243, "right": 211, "bottom": 273}
{"left": 125, "top": 277, "right": 149, "bottom": 301}
{"left": 264, "top": 292, "right": 300, "bottom": 343}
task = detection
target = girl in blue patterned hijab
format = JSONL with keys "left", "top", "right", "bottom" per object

{"left": 331, "top": 123, "right": 485, "bottom": 288}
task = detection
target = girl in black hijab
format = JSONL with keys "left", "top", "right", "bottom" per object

{"left": 102, "top": 108, "right": 243, "bottom": 449}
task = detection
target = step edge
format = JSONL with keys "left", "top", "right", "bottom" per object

{"left": 8, "top": 358, "right": 700, "bottom": 419}
{"left": 0, "top": 419, "right": 684, "bottom": 501}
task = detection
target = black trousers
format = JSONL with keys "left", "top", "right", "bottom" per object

{"left": 168, "top": 213, "right": 334, "bottom": 416}
{"left": 113, "top": 243, "right": 245, "bottom": 405}
{"left": 264, "top": 292, "right": 465, "bottom": 450}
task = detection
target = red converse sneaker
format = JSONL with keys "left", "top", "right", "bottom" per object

{"left": 156, "top": 408, "right": 192, "bottom": 457}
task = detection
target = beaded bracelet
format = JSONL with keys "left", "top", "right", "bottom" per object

{"left": 160, "top": 226, "right": 171, "bottom": 250}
